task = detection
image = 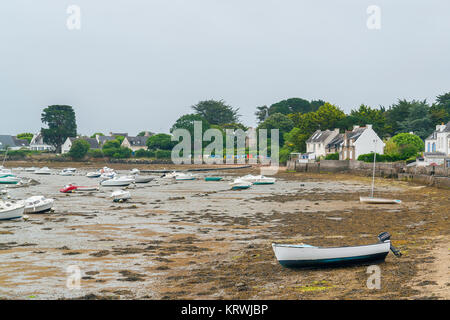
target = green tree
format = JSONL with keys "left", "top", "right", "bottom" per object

{"left": 137, "top": 131, "right": 154, "bottom": 137}
{"left": 68, "top": 139, "right": 90, "bottom": 160}
{"left": 255, "top": 105, "right": 269, "bottom": 123}
{"left": 257, "top": 113, "right": 294, "bottom": 145}
{"left": 390, "top": 133, "right": 424, "bottom": 159}
{"left": 41, "top": 105, "right": 77, "bottom": 153}
{"left": 16, "top": 133, "right": 34, "bottom": 143}
{"left": 430, "top": 92, "right": 450, "bottom": 125}
{"left": 171, "top": 114, "right": 211, "bottom": 136}
{"left": 349, "top": 105, "right": 386, "bottom": 137}
{"left": 102, "top": 139, "right": 121, "bottom": 150}
{"left": 147, "top": 133, "right": 175, "bottom": 150}
{"left": 192, "top": 100, "right": 239, "bottom": 125}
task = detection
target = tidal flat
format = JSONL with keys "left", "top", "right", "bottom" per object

{"left": 0, "top": 164, "right": 448, "bottom": 300}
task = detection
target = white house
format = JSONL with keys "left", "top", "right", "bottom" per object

{"left": 306, "top": 129, "right": 340, "bottom": 159}
{"left": 29, "top": 133, "right": 55, "bottom": 152}
{"left": 424, "top": 122, "right": 450, "bottom": 165}
{"left": 339, "top": 125, "right": 384, "bottom": 160}
{"left": 61, "top": 137, "right": 100, "bottom": 154}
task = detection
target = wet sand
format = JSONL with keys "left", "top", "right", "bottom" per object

{"left": 0, "top": 164, "right": 448, "bottom": 299}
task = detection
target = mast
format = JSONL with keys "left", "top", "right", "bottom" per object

{"left": 371, "top": 140, "right": 377, "bottom": 198}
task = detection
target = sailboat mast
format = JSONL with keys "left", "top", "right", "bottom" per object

{"left": 371, "top": 140, "right": 377, "bottom": 198}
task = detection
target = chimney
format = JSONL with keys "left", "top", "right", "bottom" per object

{"left": 353, "top": 125, "right": 360, "bottom": 130}
{"left": 334, "top": 128, "right": 340, "bottom": 134}
{"left": 366, "top": 124, "right": 372, "bottom": 130}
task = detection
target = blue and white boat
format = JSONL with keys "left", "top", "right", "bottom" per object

{"left": 272, "top": 232, "right": 401, "bottom": 268}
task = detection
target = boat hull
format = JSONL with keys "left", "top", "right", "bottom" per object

{"left": 272, "top": 242, "right": 390, "bottom": 268}
{"left": 0, "top": 206, "right": 24, "bottom": 220}
{"left": 360, "top": 197, "right": 402, "bottom": 204}
{"left": 24, "top": 203, "right": 53, "bottom": 214}
{"left": 205, "top": 177, "right": 222, "bottom": 181}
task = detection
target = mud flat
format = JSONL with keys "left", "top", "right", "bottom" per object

{"left": 0, "top": 167, "right": 448, "bottom": 299}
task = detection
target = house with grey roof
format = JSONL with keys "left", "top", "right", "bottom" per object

{"left": 121, "top": 136, "right": 149, "bottom": 152}
{"left": 339, "top": 125, "right": 384, "bottom": 160}
{"left": 0, "top": 135, "right": 30, "bottom": 151}
{"left": 29, "top": 132, "right": 55, "bottom": 152}
{"left": 96, "top": 135, "right": 116, "bottom": 147}
{"left": 61, "top": 137, "right": 100, "bottom": 154}
{"left": 306, "top": 129, "right": 340, "bottom": 159}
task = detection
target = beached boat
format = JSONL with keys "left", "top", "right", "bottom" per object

{"left": 133, "top": 175, "right": 154, "bottom": 183}
{"left": 175, "top": 173, "right": 196, "bottom": 181}
{"left": 101, "top": 176, "right": 134, "bottom": 187}
{"left": 130, "top": 168, "right": 140, "bottom": 175}
{"left": 111, "top": 190, "right": 131, "bottom": 202}
{"left": 240, "top": 174, "right": 276, "bottom": 185}
{"left": 86, "top": 171, "right": 102, "bottom": 178}
{"left": 60, "top": 184, "right": 99, "bottom": 193}
{"left": 59, "top": 168, "right": 76, "bottom": 176}
{"left": 162, "top": 171, "right": 180, "bottom": 178}
{"left": 60, "top": 184, "right": 78, "bottom": 193}
{"left": 272, "top": 232, "right": 401, "bottom": 268}
{"left": 205, "top": 177, "right": 223, "bottom": 181}
{"left": 360, "top": 144, "right": 401, "bottom": 204}
{"left": 0, "top": 201, "right": 25, "bottom": 220}
{"left": 230, "top": 178, "right": 252, "bottom": 190}
{"left": 34, "top": 167, "right": 52, "bottom": 175}
{"left": 0, "top": 175, "right": 21, "bottom": 184}
{"left": 76, "top": 186, "right": 100, "bottom": 192}
{"left": 23, "top": 196, "right": 54, "bottom": 214}
{"left": 24, "top": 167, "right": 38, "bottom": 173}
{"left": 360, "top": 197, "right": 402, "bottom": 204}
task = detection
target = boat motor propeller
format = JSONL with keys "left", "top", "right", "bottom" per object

{"left": 378, "top": 232, "right": 402, "bottom": 257}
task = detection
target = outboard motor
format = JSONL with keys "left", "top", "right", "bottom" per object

{"left": 378, "top": 232, "right": 402, "bottom": 257}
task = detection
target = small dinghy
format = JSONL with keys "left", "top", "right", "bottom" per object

{"left": 240, "top": 174, "right": 276, "bottom": 185}
{"left": 59, "top": 168, "right": 76, "bottom": 176}
{"left": 24, "top": 167, "right": 38, "bottom": 173}
{"left": 23, "top": 196, "right": 54, "bottom": 214}
{"left": 111, "top": 190, "right": 131, "bottom": 202}
{"left": 360, "top": 197, "right": 402, "bottom": 204}
{"left": 133, "top": 175, "right": 154, "bottom": 183}
{"left": 76, "top": 186, "right": 99, "bottom": 192}
{"left": 230, "top": 178, "right": 252, "bottom": 190}
{"left": 101, "top": 176, "right": 134, "bottom": 187}
{"left": 0, "top": 175, "right": 21, "bottom": 184}
{"left": 86, "top": 171, "right": 102, "bottom": 178}
{"left": 205, "top": 177, "right": 223, "bottom": 181}
{"left": 162, "top": 171, "right": 179, "bottom": 179}
{"left": 272, "top": 232, "right": 401, "bottom": 268}
{"left": 175, "top": 173, "right": 196, "bottom": 181}
{"left": 60, "top": 184, "right": 78, "bottom": 193}
{"left": 35, "top": 167, "right": 52, "bottom": 175}
{"left": 130, "top": 168, "right": 140, "bottom": 175}
{"left": 0, "top": 201, "right": 24, "bottom": 220}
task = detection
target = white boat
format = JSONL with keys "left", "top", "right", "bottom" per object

{"left": 272, "top": 232, "right": 400, "bottom": 268}
{"left": 59, "top": 168, "right": 76, "bottom": 176}
{"left": 133, "top": 175, "right": 155, "bottom": 183}
{"left": 76, "top": 186, "right": 100, "bottom": 192}
{"left": 23, "top": 196, "right": 54, "bottom": 214}
{"left": 162, "top": 171, "right": 183, "bottom": 179}
{"left": 360, "top": 143, "right": 401, "bottom": 204}
{"left": 0, "top": 168, "right": 13, "bottom": 175}
{"left": 360, "top": 197, "right": 402, "bottom": 204}
{"left": 175, "top": 173, "right": 196, "bottom": 181}
{"left": 240, "top": 174, "right": 276, "bottom": 185}
{"left": 0, "top": 175, "right": 21, "bottom": 184}
{"left": 25, "top": 167, "right": 38, "bottom": 172}
{"left": 0, "top": 201, "right": 25, "bottom": 220}
{"left": 100, "top": 176, "right": 134, "bottom": 187}
{"left": 86, "top": 171, "right": 102, "bottom": 178}
{"left": 111, "top": 190, "right": 131, "bottom": 202}
{"left": 100, "top": 171, "right": 116, "bottom": 179}
{"left": 229, "top": 178, "right": 252, "bottom": 190}
{"left": 35, "top": 167, "right": 52, "bottom": 175}
{"left": 130, "top": 168, "right": 140, "bottom": 175}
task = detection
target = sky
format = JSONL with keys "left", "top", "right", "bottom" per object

{"left": 1, "top": 0, "right": 449, "bottom": 136}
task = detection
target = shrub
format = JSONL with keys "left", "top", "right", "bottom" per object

{"left": 68, "top": 140, "right": 90, "bottom": 160}
{"left": 325, "top": 152, "right": 339, "bottom": 160}
{"left": 155, "top": 149, "right": 172, "bottom": 159}
{"left": 88, "top": 149, "right": 104, "bottom": 158}
{"left": 146, "top": 134, "right": 174, "bottom": 150}
{"left": 135, "top": 149, "right": 155, "bottom": 158}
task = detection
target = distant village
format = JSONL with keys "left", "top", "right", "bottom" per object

{"left": 1, "top": 122, "right": 449, "bottom": 167}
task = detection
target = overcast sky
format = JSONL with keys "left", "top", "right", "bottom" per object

{"left": 1, "top": 0, "right": 449, "bottom": 136}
